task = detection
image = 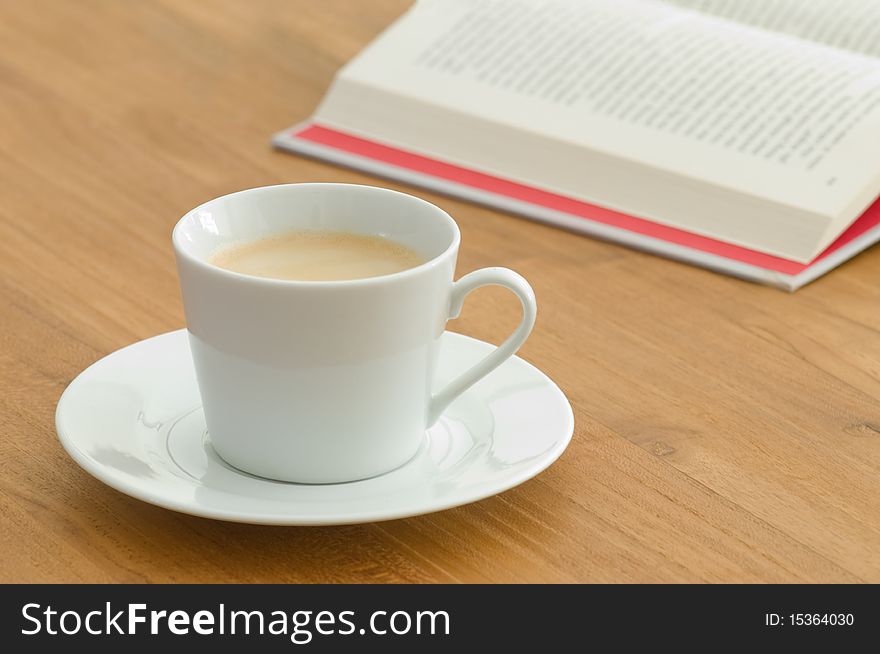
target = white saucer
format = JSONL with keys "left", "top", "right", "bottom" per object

{"left": 56, "top": 330, "right": 573, "bottom": 525}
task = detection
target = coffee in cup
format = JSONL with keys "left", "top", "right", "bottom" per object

{"left": 173, "top": 183, "right": 536, "bottom": 483}
{"left": 209, "top": 231, "right": 424, "bottom": 282}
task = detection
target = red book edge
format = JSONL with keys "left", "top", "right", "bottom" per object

{"left": 289, "top": 123, "right": 880, "bottom": 276}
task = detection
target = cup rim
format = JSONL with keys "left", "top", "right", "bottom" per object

{"left": 172, "top": 183, "right": 461, "bottom": 287}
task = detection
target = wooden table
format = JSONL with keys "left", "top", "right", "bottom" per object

{"left": 1, "top": 0, "right": 878, "bottom": 584}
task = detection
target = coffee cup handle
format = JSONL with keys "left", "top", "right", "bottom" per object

{"left": 428, "top": 267, "right": 537, "bottom": 426}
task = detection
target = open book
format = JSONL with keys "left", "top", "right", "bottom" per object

{"left": 274, "top": 0, "right": 880, "bottom": 290}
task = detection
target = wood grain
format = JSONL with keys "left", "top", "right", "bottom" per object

{"left": 1, "top": 0, "right": 878, "bottom": 583}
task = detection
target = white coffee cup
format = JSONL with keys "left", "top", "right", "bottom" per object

{"left": 173, "top": 183, "right": 536, "bottom": 483}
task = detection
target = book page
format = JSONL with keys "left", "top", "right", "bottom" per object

{"left": 316, "top": 0, "right": 880, "bottom": 257}
{"left": 663, "top": 0, "right": 880, "bottom": 58}
{"left": 409, "top": 0, "right": 880, "bottom": 175}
